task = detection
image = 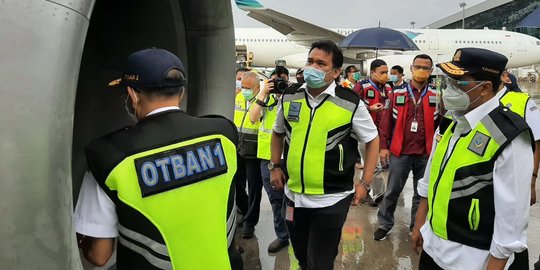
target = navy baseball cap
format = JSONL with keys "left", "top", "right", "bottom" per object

{"left": 437, "top": 48, "right": 508, "bottom": 80}
{"left": 108, "top": 48, "right": 186, "bottom": 88}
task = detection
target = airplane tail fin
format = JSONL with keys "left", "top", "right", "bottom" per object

{"left": 235, "top": 0, "right": 264, "bottom": 11}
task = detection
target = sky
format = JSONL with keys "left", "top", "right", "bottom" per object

{"left": 232, "top": 0, "right": 485, "bottom": 29}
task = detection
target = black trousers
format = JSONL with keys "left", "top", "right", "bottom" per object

{"left": 234, "top": 156, "right": 249, "bottom": 215}
{"left": 418, "top": 250, "right": 444, "bottom": 270}
{"left": 284, "top": 194, "right": 353, "bottom": 270}
{"left": 237, "top": 156, "right": 263, "bottom": 227}
{"left": 509, "top": 249, "right": 529, "bottom": 270}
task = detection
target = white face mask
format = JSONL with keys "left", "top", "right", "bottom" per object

{"left": 442, "top": 80, "right": 485, "bottom": 112}
{"left": 124, "top": 94, "right": 138, "bottom": 122}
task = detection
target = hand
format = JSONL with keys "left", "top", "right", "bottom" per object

{"left": 379, "top": 149, "right": 390, "bottom": 167}
{"left": 411, "top": 222, "right": 424, "bottom": 255}
{"left": 352, "top": 182, "right": 369, "bottom": 205}
{"left": 369, "top": 103, "right": 383, "bottom": 112}
{"left": 262, "top": 81, "right": 274, "bottom": 95}
{"left": 270, "top": 167, "right": 286, "bottom": 190}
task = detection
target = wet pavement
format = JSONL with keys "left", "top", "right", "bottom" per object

{"left": 240, "top": 169, "right": 540, "bottom": 270}
{"left": 238, "top": 82, "right": 540, "bottom": 270}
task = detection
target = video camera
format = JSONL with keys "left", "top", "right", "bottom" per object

{"left": 270, "top": 59, "right": 289, "bottom": 94}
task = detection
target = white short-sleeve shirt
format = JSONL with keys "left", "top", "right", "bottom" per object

{"left": 74, "top": 106, "right": 180, "bottom": 237}
{"left": 273, "top": 82, "right": 378, "bottom": 208}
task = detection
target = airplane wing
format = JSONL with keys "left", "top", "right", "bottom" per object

{"left": 235, "top": 0, "right": 345, "bottom": 47}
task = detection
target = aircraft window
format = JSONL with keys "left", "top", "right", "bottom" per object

{"left": 537, "top": 41, "right": 540, "bottom": 45}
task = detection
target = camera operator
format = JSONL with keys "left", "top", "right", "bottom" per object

{"left": 270, "top": 70, "right": 290, "bottom": 92}
{"left": 249, "top": 73, "right": 290, "bottom": 253}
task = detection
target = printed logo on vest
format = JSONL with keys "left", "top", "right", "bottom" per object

{"left": 287, "top": 102, "right": 302, "bottom": 122}
{"left": 429, "top": 95, "right": 437, "bottom": 106}
{"left": 395, "top": 95, "right": 406, "bottom": 106}
{"left": 135, "top": 139, "right": 228, "bottom": 197}
{"left": 367, "top": 90, "right": 375, "bottom": 99}
{"left": 467, "top": 131, "right": 491, "bottom": 156}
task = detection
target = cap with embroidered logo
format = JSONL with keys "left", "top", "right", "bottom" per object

{"left": 108, "top": 48, "right": 186, "bottom": 88}
{"left": 437, "top": 47, "right": 508, "bottom": 80}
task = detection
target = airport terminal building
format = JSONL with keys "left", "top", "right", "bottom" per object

{"left": 427, "top": 0, "right": 540, "bottom": 38}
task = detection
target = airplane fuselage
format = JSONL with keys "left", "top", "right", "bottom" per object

{"left": 235, "top": 28, "right": 540, "bottom": 71}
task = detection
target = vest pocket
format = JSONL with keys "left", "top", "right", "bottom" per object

{"left": 468, "top": 198, "right": 480, "bottom": 231}
{"left": 338, "top": 144, "right": 344, "bottom": 172}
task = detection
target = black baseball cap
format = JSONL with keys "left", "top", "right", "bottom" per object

{"left": 271, "top": 67, "right": 289, "bottom": 76}
{"left": 437, "top": 48, "right": 508, "bottom": 80}
{"left": 108, "top": 48, "right": 186, "bottom": 88}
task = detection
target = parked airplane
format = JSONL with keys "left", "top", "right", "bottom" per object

{"left": 235, "top": 0, "right": 540, "bottom": 75}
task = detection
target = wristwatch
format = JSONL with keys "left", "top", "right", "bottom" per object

{"left": 359, "top": 179, "right": 371, "bottom": 192}
{"left": 268, "top": 162, "right": 281, "bottom": 171}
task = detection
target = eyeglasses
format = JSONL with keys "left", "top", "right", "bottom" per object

{"left": 412, "top": 65, "right": 432, "bottom": 71}
{"left": 440, "top": 75, "right": 486, "bottom": 89}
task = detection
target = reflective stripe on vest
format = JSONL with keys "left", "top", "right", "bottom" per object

{"left": 500, "top": 90, "right": 530, "bottom": 118}
{"left": 105, "top": 134, "right": 237, "bottom": 269}
{"left": 358, "top": 79, "right": 391, "bottom": 120}
{"left": 389, "top": 85, "right": 438, "bottom": 156}
{"left": 283, "top": 90, "right": 357, "bottom": 194}
{"left": 257, "top": 94, "right": 278, "bottom": 160}
{"left": 427, "top": 106, "right": 527, "bottom": 250}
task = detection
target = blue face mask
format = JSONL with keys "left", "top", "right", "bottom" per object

{"left": 389, "top": 74, "right": 399, "bottom": 83}
{"left": 304, "top": 67, "right": 331, "bottom": 89}
{"left": 241, "top": 88, "right": 254, "bottom": 100}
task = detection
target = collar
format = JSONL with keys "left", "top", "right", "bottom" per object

{"left": 463, "top": 94, "right": 500, "bottom": 129}
{"left": 305, "top": 81, "right": 337, "bottom": 98}
{"left": 147, "top": 106, "right": 181, "bottom": 116}
{"left": 495, "top": 86, "right": 508, "bottom": 99}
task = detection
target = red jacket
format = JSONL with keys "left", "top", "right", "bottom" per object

{"left": 353, "top": 79, "right": 392, "bottom": 127}
{"left": 380, "top": 83, "right": 438, "bottom": 157}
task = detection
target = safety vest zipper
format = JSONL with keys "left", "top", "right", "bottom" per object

{"left": 338, "top": 144, "right": 344, "bottom": 172}
{"left": 300, "top": 109, "right": 316, "bottom": 193}
{"left": 429, "top": 136, "right": 461, "bottom": 226}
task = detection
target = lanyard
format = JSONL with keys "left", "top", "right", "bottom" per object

{"left": 368, "top": 79, "right": 386, "bottom": 97}
{"left": 407, "top": 83, "right": 428, "bottom": 107}
{"left": 407, "top": 83, "right": 428, "bottom": 120}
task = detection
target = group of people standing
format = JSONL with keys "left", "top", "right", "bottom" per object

{"left": 73, "top": 41, "right": 540, "bottom": 270}
{"left": 236, "top": 41, "right": 540, "bottom": 270}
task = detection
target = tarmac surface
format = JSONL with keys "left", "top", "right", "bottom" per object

{"left": 239, "top": 168, "right": 540, "bottom": 270}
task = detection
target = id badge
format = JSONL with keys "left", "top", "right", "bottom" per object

{"left": 410, "top": 120, "right": 418, "bottom": 133}
{"left": 384, "top": 99, "right": 391, "bottom": 109}
{"left": 286, "top": 206, "right": 294, "bottom": 222}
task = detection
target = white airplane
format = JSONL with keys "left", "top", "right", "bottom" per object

{"left": 234, "top": 0, "right": 540, "bottom": 75}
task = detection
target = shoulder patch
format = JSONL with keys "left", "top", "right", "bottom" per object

{"left": 135, "top": 138, "right": 228, "bottom": 197}
{"left": 395, "top": 95, "right": 406, "bottom": 106}
{"left": 467, "top": 131, "right": 491, "bottom": 156}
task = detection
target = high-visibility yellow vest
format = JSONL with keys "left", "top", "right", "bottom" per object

{"left": 500, "top": 89, "right": 530, "bottom": 118}
{"left": 257, "top": 94, "right": 279, "bottom": 160}
{"left": 86, "top": 111, "right": 238, "bottom": 269}
{"left": 234, "top": 93, "right": 260, "bottom": 158}
{"left": 282, "top": 85, "right": 360, "bottom": 195}
{"left": 427, "top": 105, "right": 530, "bottom": 250}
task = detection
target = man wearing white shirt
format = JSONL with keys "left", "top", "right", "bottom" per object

{"left": 74, "top": 48, "right": 242, "bottom": 269}
{"left": 270, "top": 40, "right": 380, "bottom": 269}
{"left": 411, "top": 48, "right": 534, "bottom": 270}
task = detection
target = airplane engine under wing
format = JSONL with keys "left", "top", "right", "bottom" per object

{"left": 0, "top": 0, "right": 235, "bottom": 269}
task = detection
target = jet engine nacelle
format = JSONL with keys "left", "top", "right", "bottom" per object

{"left": 0, "top": 0, "right": 235, "bottom": 269}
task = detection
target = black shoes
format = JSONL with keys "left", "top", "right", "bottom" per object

{"left": 267, "top": 238, "right": 289, "bottom": 253}
{"left": 373, "top": 228, "right": 391, "bottom": 241}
